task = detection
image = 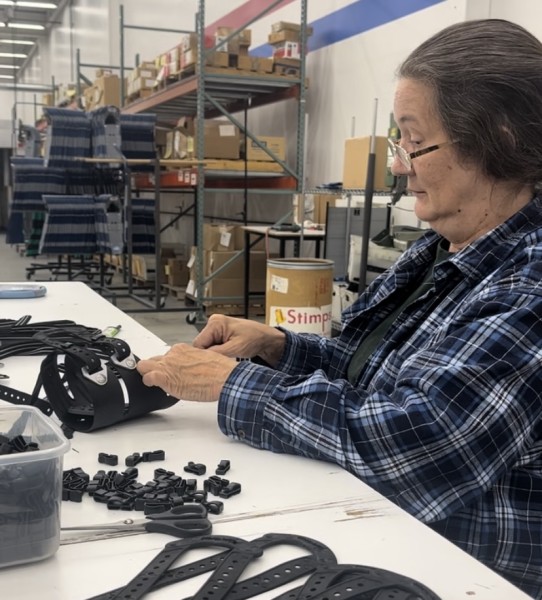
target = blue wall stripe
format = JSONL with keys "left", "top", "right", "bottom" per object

{"left": 250, "top": 0, "right": 446, "bottom": 56}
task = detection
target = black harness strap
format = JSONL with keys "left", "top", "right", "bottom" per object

{"left": 0, "top": 317, "right": 177, "bottom": 434}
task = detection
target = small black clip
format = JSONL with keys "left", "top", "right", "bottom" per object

{"left": 215, "top": 459, "right": 231, "bottom": 475}
{"left": 125, "top": 452, "right": 142, "bottom": 467}
{"left": 219, "top": 482, "right": 241, "bottom": 498}
{"left": 183, "top": 461, "right": 206, "bottom": 476}
{"left": 142, "top": 449, "right": 166, "bottom": 462}
{"left": 98, "top": 452, "right": 118, "bottom": 466}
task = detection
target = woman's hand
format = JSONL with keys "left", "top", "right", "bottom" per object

{"left": 193, "top": 314, "right": 286, "bottom": 367}
{"left": 136, "top": 343, "right": 237, "bottom": 402}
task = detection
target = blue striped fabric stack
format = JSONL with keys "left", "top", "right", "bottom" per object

{"left": 43, "top": 108, "right": 92, "bottom": 169}
{"left": 11, "top": 158, "right": 66, "bottom": 212}
{"left": 8, "top": 106, "right": 159, "bottom": 259}
{"left": 39, "top": 195, "right": 98, "bottom": 255}
{"left": 129, "top": 198, "right": 156, "bottom": 254}
{"left": 39, "top": 194, "right": 125, "bottom": 256}
{"left": 9, "top": 157, "right": 66, "bottom": 250}
{"left": 120, "top": 113, "right": 157, "bottom": 171}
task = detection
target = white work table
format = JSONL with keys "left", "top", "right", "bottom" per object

{"left": 0, "top": 282, "right": 530, "bottom": 599}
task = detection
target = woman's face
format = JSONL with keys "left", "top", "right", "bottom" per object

{"left": 392, "top": 78, "right": 498, "bottom": 250}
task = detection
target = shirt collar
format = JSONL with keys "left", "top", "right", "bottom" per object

{"left": 406, "top": 194, "right": 542, "bottom": 282}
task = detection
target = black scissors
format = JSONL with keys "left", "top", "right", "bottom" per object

{"left": 60, "top": 504, "right": 212, "bottom": 545}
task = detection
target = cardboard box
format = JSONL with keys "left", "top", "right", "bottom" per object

{"left": 200, "top": 120, "right": 240, "bottom": 159}
{"left": 268, "top": 30, "right": 302, "bottom": 45}
{"left": 342, "top": 136, "right": 389, "bottom": 191}
{"left": 187, "top": 249, "right": 270, "bottom": 302}
{"left": 244, "top": 136, "right": 286, "bottom": 162}
{"left": 85, "top": 74, "right": 121, "bottom": 110}
{"left": 202, "top": 224, "right": 239, "bottom": 251}
{"left": 271, "top": 21, "right": 313, "bottom": 35}
{"left": 215, "top": 27, "right": 251, "bottom": 54}
{"left": 166, "top": 258, "right": 189, "bottom": 287}
{"left": 312, "top": 194, "right": 339, "bottom": 225}
{"left": 165, "top": 118, "right": 240, "bottom": 161}
{"left": 42, "top": 93, "right": 54, "bottom": 107}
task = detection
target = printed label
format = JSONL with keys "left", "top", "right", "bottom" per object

{"left": 270, "top": 274, "right": 289, "bottom": 294}
{"left": 220, "top": 231, "right": 232, "bottom": 248}
{"left": 269, "top": 304, "right": 333, "bottom": 336}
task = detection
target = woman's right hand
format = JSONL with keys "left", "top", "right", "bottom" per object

{"left": 193, "top": 314, "right": 286, "bottom": 367}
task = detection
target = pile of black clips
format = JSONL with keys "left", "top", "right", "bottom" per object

{"left": 63, "top": 454, "right": 240, "bottom": 516}
{"left": 0, "top": 434, "right": 60, "bottom": 567}
{"left": 0, "top": 433, "right": 39, "bottom": 455}
{"left": 85, "top": 532, "right": 442, "bottom": 600}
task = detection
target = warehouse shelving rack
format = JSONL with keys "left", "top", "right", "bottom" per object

{"left": 120, "top": 0, "right": 309, "bottom": 324}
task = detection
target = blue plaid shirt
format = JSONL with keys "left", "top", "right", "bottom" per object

{"left": 218, "top": 195, "right": 542, "bottom": 597}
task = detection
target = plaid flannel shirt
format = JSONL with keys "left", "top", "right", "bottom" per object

{"left": 218, "top": 195, "right": 542, "bottom": 597}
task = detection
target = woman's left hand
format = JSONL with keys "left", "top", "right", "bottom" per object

{"left": 136, "top": 343, "right": 238, "bottom": 402}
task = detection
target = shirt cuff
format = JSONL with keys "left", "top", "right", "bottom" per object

{"left": 217, "top": 360, "right": 285, "bottom": 446}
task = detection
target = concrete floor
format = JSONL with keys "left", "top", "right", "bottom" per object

{"left": 0, "top": 234, "right": 199, "bottom": 346}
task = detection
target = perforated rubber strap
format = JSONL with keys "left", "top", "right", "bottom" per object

{"left": 273, "top": 564, "right": 442, "bottom": 600}
{"left": 87, "top": 535, "right": 259, "bottom": 600}
{"left": 0, "top": 382, "right": 53, "bottom": 416}
{"left": 87, "top": 532, "right": 337, "bottom": 600}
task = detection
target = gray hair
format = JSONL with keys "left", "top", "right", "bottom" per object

{"left": 398, "top": 19, "right": 542, "bottom": 186}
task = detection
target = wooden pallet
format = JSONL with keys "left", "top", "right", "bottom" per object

{"left": 161, "top": 283, "right": 186, "bottom": 300}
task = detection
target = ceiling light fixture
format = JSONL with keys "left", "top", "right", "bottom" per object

{"left": 0, "top": 73, "right": 14, "bottom": 78}
{"left": 0, "top": 39, "right": 34, "bottom": 45}
{"left": 15, "top": 0, "right": 57, "bottom": 9}
{"left": 0, "top": 63, "right": 19, "bottom": 68}
{"left": 8, "top": 23, "right": 45, "bottom": 30}
{"left": 0, "top": 51, "right": 27, "bottom": 57}
{"left": 0, "top": 1, "right": 14, "bottom": 6}
{"left": 16, "top": 2, "right": 57, "bottom": 8}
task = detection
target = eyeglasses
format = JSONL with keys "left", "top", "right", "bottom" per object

{"left": 387, "top": 138, "right": 455, "bottom": 171}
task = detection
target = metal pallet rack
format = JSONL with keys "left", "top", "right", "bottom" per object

{"left": 120, "top": 0, "right": 308, "bottom": 324}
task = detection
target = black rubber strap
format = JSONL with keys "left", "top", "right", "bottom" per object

{"left": 273, "top": 564, "right": 441, "bottom": 600}
{"left": 88, "top": 536, "right": 252, "bottom": 600}
{"left": 0, "top": 383, "right": 53, "bottom": 416}
{"left": 87, "top": 533, "right": 337, "bottom": 600}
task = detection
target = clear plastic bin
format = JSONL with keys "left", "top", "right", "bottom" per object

{"left": 0, "top": 405, "right": 70, "bottom": 568}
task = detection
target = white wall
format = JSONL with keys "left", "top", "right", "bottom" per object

{"left": 6, "top": 0, "right": 542, "bottom": 230}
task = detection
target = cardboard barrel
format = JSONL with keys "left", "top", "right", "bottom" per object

{"left": 266, "top": 258, "right": 334, "bottom": 337}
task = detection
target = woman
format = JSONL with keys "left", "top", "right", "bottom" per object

{"left": 137, "top": 20, "right": 542, "bottom": 597}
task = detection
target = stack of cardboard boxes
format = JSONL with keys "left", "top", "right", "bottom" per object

{"left": 125, "top": 62, "right": 158, "bottom": 102}
{"left": 268, "top": 21, "right": 313, "bottom": 75}
{"left": 163, "top": 117, "right": 241, "bottom": 161}
{"left": 186, "top": 224, "right": 269, "bottom": 311}
{"left": 130, "top": 244, "right": 187, "bottom": 285}
{"left": 162, "top": 115, "right": 287, "bottom": 165}
{"left": 83, "top": 71, "right": 121, "bottom": 111}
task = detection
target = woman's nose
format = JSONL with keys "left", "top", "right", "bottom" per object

{"left": 390, "top": 154, "right": 412, "bottom": 176}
